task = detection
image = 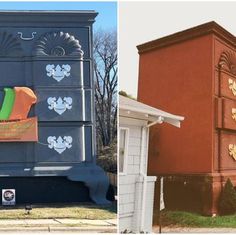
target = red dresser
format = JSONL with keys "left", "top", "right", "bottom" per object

{"left": 137, "top": 22, "right": 236, "bottom": 215}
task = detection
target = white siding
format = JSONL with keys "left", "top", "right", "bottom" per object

{"left": 119, "top": 117, "right": 150, "bottom": 232}
{"left": 132, "top": 176, "right": 156, "bottom": 233}
{"left": 144, "top": 178, "right": 156, "bottom": 232}
{"left": 119, "top": 215, "right": 133, "bottom": 232}
{"left": 119, "top": 98, "right": 181, "bottom": 232}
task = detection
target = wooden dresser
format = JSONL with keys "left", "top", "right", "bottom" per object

{"left": 137, "top": 21, "right": 236, "bottom": 215}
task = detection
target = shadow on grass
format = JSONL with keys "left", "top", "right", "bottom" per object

{"left": 158, "top": 210, "right": 236, "bottom": 228}
{"left": 0, "top": 202, "right": 117, "bottom": 210}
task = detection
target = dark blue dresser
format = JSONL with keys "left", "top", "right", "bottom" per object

{"left": 0, "top": 11, "right": 110, "bottom": 204}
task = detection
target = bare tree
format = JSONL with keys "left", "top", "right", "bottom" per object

{"left": 94, "top": 29, "right": 117, "bottom": 148}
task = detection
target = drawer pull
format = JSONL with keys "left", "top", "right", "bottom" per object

{"left": 47, "top": 136, "right": 73, "bottom": 154}
{"left": 228, "top": 79, "right": 236, "bottom": 96}
{"left": 17, "top": 32, "right": 36, "bottom": 41}
{"left": 47, "top": 97, "right": 72, "bottom": 115}
{"left": 229, "top": 144, "right": 236, "bottom": 160}
{"left": 232, "top": 108, "right": 236, "bottom": 121}
{"left": 46, "top": 64, "right": 71, "bottom": 82}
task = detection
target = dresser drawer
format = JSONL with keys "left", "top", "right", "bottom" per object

{"left": 0, "top": 61, "right": 25, "bottom": 86}
{"left": 0, "top": 142, "right": 33, "bottom": 163}
{"left": 35, "top": 125, "right": 92, "bottom": 163}
{"left": 220, "top": 71, "right": 236, "bottom": 101}
{"left": 0, "top": 60, "right": 91, "bottom": 88}
{"left": 33, "top": 59, "right": 83, "bottom": 87}
{"left": 216, "top": 98, "right": 236, "bottom": 130}
{"left": 220, "top": 131, "right": 236, "bottom": 170}
{"left": 34, "top": 89, "right": 92, "bottom": 122}
{"left": 0, "top": 27, "right": 90, "bottom": 58}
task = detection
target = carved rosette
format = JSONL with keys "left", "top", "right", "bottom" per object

{"left": 219, "top": 51, "right": 236, "bottom": 75}
{"left": 0, "top": 32, "right": 23, "bottom": 57}
{"left": 32, "top": 31, "right": 84, "bottom": 58}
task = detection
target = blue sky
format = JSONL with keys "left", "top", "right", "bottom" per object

{"left": 0, "top": 1, "right": 117, "bottom": 30}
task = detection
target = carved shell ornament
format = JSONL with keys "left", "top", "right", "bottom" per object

{"left": 219, "top": 51, "right": 236, "bottom": 76}
{"left": 0, "top": 32, "right": 22, "bottom": 57}
{"left": 33, "top": 31, "right": 84, "bottom": 58}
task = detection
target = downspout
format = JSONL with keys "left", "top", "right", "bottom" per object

{"left": 140, "top": 116, "right": 164, "bottom": 232}
{"left": 140, "top": 126, "right": 147, "bottom": 232}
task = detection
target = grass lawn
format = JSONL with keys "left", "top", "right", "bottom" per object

{"left": 0, "top": 203, "right": 117, "bottom": 220}
{"left": 161, "top": 210, "right": 236, "bottom": 228}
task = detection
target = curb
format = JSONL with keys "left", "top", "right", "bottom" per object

{"left": 0, "top": 226, "right": 117, "bottom": 233}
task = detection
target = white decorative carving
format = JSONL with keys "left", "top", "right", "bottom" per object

{"left": 47, "top": 97, "right": 72, "bottom": 115}
{"left": 229, "top": 78, "right": 236, "bottom": 96}
{"left": 47, "top": 136, "right": 73, "bottom": 154}
{"left": 46, "top": 64, "right": 71, "bottom": 82}
{"left": 229, "top": 144, "right": 236, "bottom": 161}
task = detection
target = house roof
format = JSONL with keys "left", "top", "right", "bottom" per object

{"left": 119, "top": 95, "right": 184, "bottom": 128}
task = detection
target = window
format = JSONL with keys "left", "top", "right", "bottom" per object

{"left": 119, "top": 127, "right": 129, "bottom": 174}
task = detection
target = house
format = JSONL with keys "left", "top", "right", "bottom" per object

{"left": 119, "top": 95, "right": 184, "bottom": 233}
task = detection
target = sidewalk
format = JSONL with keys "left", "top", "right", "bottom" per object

{"left": 0, "top": 218, "right": 117, "bottom": 233}
{"left": 153, "top": 225, "right": 236, "bottom": 233}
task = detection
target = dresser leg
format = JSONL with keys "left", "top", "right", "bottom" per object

{"left": 84, "top": 177, "right": 111, "bottom": 204}
{"left": 202, "top": 178, "right": 222, "bottom": 216}
{"left": 67, "top": 165, "right": 111, "bottom": 205}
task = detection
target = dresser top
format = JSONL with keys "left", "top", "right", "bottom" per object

{"left": 137, "top": 21, "right": 236, "bottom": 54}
{"left": 0, "top": 10, "right": 98, "bottom": 25}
